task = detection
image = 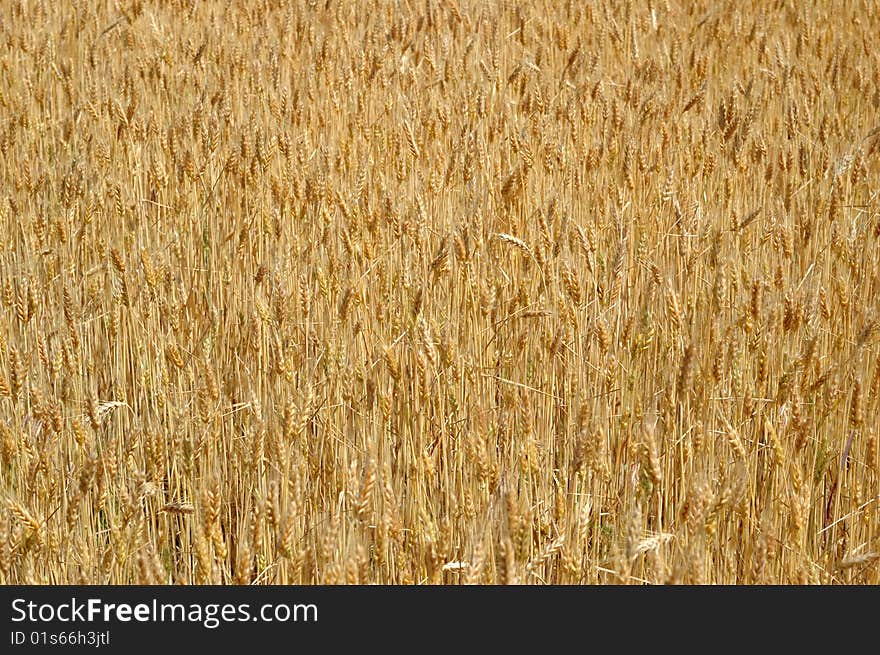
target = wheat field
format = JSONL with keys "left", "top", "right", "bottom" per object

{"left": 1, "top": 0, "right": 879, "bottom": 584}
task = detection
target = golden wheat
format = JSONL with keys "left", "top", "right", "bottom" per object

{"left": 0, "top": 0, "right": 879, "bottom": 585}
